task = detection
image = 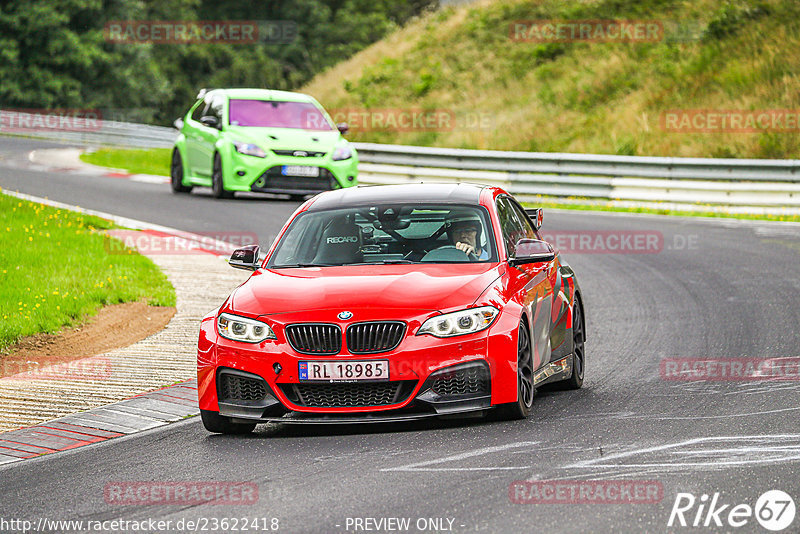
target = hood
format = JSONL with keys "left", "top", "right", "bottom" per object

{"left": 229, "top": 263, "right": 504, "bottom": 316}
{"left": 225, "top": 126, "right": 342, "bottom": 152}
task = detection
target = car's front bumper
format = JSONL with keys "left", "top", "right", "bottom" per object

{"left": 197, "top": 309, "right": 519, "bottom": 419}
{"left": 211, "top": 361, "right": 494, "bottom": 423}
{"left": 223, "top": 151, "right": 358, "bottom": 194}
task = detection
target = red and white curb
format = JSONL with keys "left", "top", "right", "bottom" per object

{"left": 0, "top": 381, "right": 199, "bottom": 465}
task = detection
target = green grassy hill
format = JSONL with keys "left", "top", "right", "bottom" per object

{"left": 303, "top": 0, "right": 800, "bottom": 158}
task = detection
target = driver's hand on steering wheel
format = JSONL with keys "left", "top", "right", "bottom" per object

{"left": 455, "top": 242, "right": 475, "bottom": 256}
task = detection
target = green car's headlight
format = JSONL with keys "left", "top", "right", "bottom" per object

{"left": 233, "top": 139, "right": 267, "bottom": 158}
{"left": 217, "top": 313, "right": 276, "bottom": 343}
{"left": 332, "top": 145, "right": 353, "bottom": 161}
{"left": 417, "top": 306, "right": 499, "bottom": 338}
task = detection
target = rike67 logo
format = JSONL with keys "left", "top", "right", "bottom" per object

{"left": 668, "top": 490, "right": 796, "bottom": 531}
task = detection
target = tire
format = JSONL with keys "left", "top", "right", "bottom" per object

{"left": 563, "top": 298, "right": 585, "bottom": 389}
{"left": 495, "top": 319, "right": 534, "bottom": 420}
{"left": 170, "top": 148, "right": 192, "bottom": 193}
{"left": 211, "top": 153, "right": 234, "bottom": 199}
{"left": 200, "top": 409, "right": 256, "bottom": 434}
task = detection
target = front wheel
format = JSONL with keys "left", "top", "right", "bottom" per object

{"left": 211, "top": 153, "right": 234, "bottom": 199}
{"left": 200, "top": 409, "right": 256, "bottom": 434}
{"left": 170, "top": 149, "right": 192, "bottom": 193}
{"left": 495, "top": 320, "right": 534, "bottom": 420}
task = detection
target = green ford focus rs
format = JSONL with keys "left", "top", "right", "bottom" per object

{"left": 171, "top": 88, "right": 358, "bottom": 199}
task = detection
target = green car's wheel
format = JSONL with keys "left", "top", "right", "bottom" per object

{"left": 212, "top": 153, "right": 234, "bottom": 199}
{"left": 170, "top": 149, "right": 192, "bottom": 193}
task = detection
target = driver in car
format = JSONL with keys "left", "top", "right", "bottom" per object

{"left": 446, "top": 211, "right": 489, "bottom": 260}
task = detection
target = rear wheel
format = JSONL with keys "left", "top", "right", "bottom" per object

{"left": 170, "top": 149, "right": 192, "bottom": 193}
{"left": 211, "top": 153, "right": 234, "bottom": 199}
{"left": 495, "top": 320, "right": 534, "bottom": 420}
{"left": 563, "top": 299, "right": 585, "bottom": 389}
{"left": 200, "top": 409, "right": 256, "bottom": 434}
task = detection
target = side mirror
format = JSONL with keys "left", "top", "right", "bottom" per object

{"left": 200, "top": 115, "right": 219, "bottom": 129}
{"left": 229, "top": 245, "right": 260, "bottom": 271}
{"left": 336, "top": 122, "right": 349, "bottom": 135}
{"left": 524, "top": 208, "right": 543, "bottom": 230}
{"left": 173, "top": 117, "right": 184, "bottom": 131}
{"left": 509, "top": 239, "right": 554, "bottom": 266}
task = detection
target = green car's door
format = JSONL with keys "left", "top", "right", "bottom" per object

{"left": 184, "top": 98, "right": 208, "bottom": 179}
{"left": 192, "top": 95, "right": 224, "bottom": 181}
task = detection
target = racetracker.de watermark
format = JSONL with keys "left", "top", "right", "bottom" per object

{"left": 103, "top": 230, "right": 259, "bottom": 256}
{"left": 661, "top": 109, "right": 800, "bottom": 133}
{"left": 0, "top": 109, "right": 102, "bottom": 133}
{"left": 307, "top": 108, "right": 494, "bottom": 132}
{"left": 509, "top": 20, "right": 664, "bottom": 42}
{"left": 661, "top": 357, "right": 800, "bottom": 381}
{"left": 1, "top": 358, "right": 112, "bottom": 381}
{"left": 104, "top": 20, "right": 297, "bottom": 44}
{"left": 539, "top": 231, "right": 699, "bottom": 254}
{"left": 540, "top": 230, "right": 662, "bottom": 254}
{"left": 509, "top": 479, "right": 664, "bottom": 504}
{"left": 104, "top": 482, "right": 258, "bottom": 505}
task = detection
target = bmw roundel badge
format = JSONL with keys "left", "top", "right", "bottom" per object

{"left": 337, "top": 311, "right": 353, "bottom": 320}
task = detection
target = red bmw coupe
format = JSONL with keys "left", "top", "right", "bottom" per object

{"left": 197, "top": 183, "right": 586, "bottom": 433}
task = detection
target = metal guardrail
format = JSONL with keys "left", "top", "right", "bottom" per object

{"left": 0, "top": 115, "right": 177, "bottom": 148}
{"left": 354, "top": 143, "right": 800, "bottom": 207}
{"left": 4, "top": 112, "right": 799, "bottom": 208}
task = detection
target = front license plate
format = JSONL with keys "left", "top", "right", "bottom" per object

{"left": 299, "top": 360, "right": 389, "bottom": 381}
{"left": 281, "top": 165, "right": 319, "bottom": 177}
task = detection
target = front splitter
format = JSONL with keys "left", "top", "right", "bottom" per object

{"left": 230, "top": 406, "right": 489, "bottom": 425}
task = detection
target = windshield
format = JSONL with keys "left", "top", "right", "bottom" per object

{"left": 228, "top": 99, "right": 333, "bottom": 130}
{"left": 269, "top": 204, "right": 497, "bottom": 268}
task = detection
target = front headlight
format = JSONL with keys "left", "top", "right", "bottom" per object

{"left": 217, "top": 313, "right": 276, "bottom": 343}
{"left": 417, "top": 306, "right": 499, "bottom": 338}
{"left": 332, "top": 145, "right": 353, "bottom": 161}
{"left": 232, "top": 139, "right": 267, "bottom": 158}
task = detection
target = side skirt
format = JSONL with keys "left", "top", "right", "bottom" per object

{"left": 533, "top": 354, "right": 574, "bottom": 387}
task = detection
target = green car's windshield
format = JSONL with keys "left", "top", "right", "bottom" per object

{"left": 228, "top": 99, "right": 333, "bottom": 130}
{"left": 269, "top": 204, "right": 497, "bottom": 268}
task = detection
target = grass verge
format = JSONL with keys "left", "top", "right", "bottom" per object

{"left": 80, "top": 147, "right": 171, "bottom": 176}
{"left": 0, "top": 191, "right": 176, "bottom": 353}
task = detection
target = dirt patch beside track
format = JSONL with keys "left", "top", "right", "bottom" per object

{"left": 1, "top": 301, "right": 175, "bottom": 378}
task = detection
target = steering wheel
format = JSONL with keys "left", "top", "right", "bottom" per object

{"left": 431, "top": 245, "right": 478, "bottom": 261}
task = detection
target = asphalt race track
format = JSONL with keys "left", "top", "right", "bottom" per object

{"left": 2, "top": 135, "right": 800, "bottom": 533}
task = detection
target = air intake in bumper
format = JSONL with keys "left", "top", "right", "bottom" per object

{"left": 415, "top": 361, "right": 492, "bottom": 414}
{"left": 278, "top": 380, "right": 416, "bottom": 408}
